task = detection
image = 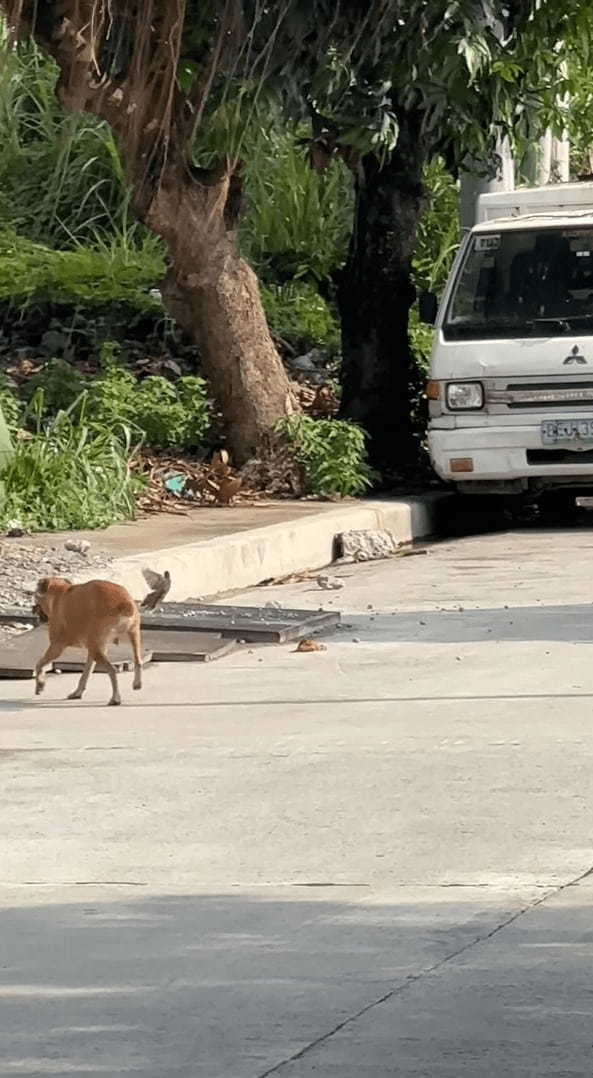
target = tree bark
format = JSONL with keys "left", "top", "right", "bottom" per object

{"left": 148, "top": 166, "right": 296, "bottom": 464}
{"left": 338, "top": 113, "right": 426, "bottom": 476}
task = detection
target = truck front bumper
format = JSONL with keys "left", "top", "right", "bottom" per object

{"left": 428, "top": 422, "right": 593, "bottom": 485}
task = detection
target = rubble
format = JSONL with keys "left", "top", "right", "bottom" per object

{"left": 336, "top": 529, "right": 430, "bottom": 564}
{"left": 64, "top": 539, "right": 91, "bottom": 555}
{"left": 0, "top": 540, "right": 114, "bottom": 648}
{"left": 317, "top": 574, "right": 345, "bottom": 590}
{"left": 0, "top": 540, "right": 113, "bottom": 610}
{"left": 336, "top": 529, "right": 399, "bottom": 563}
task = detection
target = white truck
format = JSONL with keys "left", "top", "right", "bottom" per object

{"left": 422, "top": 182, "right": 593, "bottom": 508}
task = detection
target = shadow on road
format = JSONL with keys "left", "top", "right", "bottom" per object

{"left": 435, "top": 495, "right": 593, "bottom": 540}
{"left": 347, "top": 603, "right": 593, "bottom": 645}
{"left": 0, "top": 887, "right": 591, "bottom": 1076}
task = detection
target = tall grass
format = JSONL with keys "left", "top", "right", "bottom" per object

{"left": 0, "top": 42, "right": 141, "bottom": 248}
{"left": 0, "top": 390, "right": 141, "bottom": 531}
{"left": 240, "top": 125, "right": 353, "bottom": 283}
{"left": 0, "top": 229, "right": 164, "bottom": 308}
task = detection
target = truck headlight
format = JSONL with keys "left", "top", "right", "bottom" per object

{"left": 445, "top": 382, "right": 484, "bottom": 411}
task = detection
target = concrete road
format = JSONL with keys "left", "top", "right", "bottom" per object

{"left": 2, "top": 522, "right": 593, "bottom": 1076}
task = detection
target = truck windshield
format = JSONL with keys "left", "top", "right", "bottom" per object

{"left": 445, "top": 226, "right": 593, "bottom": 339}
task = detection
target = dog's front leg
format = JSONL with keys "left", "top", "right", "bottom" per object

{"left": 34, "top": 644, "right": 63, "bottom": 695}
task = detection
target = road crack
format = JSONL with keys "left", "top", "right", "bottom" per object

{"left": 256, "top": 862, "right": 593, "bottom": 1076}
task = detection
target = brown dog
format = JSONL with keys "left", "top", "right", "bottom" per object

{"left": 33, "top": 577, "right": 143, "bottom": 706}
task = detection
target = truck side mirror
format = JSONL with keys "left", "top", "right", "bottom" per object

{"left": 418, "top": 291, "right": 438, "bottom": 326}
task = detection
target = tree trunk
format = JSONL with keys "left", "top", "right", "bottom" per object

{"left": 338, "top": 114, "right": 426, "bottom": 476}
{"left": 144, "top": 165, "right": 297, "bottom": 465}
{"left": 161, "top": 259, "right": 294, "bottom": 465}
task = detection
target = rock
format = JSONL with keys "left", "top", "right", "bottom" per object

{"left": 162, "top": 358, "right": 182, "bottom": 378}
{"left": 64, "top": 539, "right": 91, "bottom": 555}
{"left": 6, "top": 522, "right": 25, "bottom": 537}
{"left": 40, "top": 329, "right": 69, "bottom": 355}
{"left": 336, "top": 529, "right": 399, "bottom": 563}
{"left": 317, "top": 575, "right": 344, "bottom": 591}
{"left": 290, "top": 350, "right": 320, "bottom": 373}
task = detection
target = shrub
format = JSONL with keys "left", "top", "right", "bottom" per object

{"left": 277, "top": 415, "right": 373, "bottom": 498}
{"left": 84, "top": 352, "right": 137, "bottom": 427}
{"left": 174, "top": 376, "right": 212, "bottom": 445}
{"left": 132, "top": 375, "right": 211, "bottom": 448}
{"left": 20, "top": 350, "right": 212, "bottom": 449}
{"left": 23, "top": 358, "right": 85, "bottom": 413}
{"left": 85, "top": 364, "right": 211, "bottom": 449}
{"left": 131, "top": 376, "right": 185, "bottom": 446}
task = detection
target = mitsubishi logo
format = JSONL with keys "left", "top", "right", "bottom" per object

{"left": 563, "top": 345, "right": 587, "bottom": 365}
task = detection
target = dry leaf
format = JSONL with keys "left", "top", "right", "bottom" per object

{"left": 295, "top": 638, "right": 327, "bottom": 653}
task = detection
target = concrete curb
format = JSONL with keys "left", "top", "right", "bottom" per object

{"left": 79, "top": 495, "right": 446, "bottom": 602}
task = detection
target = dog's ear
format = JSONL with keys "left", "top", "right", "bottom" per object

{"left": 36, "top": 577, "right": 50, "bottom": 595}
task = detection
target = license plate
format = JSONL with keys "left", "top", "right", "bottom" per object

{"left": 541, "top": 419, "right": 593, "bottom": 445}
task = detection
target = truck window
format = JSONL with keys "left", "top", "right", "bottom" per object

{"left": 444, "top": 227, "right": 593, "bottom": 338}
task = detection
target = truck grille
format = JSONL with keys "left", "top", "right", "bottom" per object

{"left": 489, "top": 381, "right": 593, "bottom": 409}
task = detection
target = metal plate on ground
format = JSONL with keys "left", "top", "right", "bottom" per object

{"left": 0, "top": 627, "right": 46, "bottom": 679}
{"left": 0, "top": 627, "right": 235, "bottom": 678}
{"left": 0, "top": 604, "right": 341, "bottom": 642}
{"left": 0, "top": 609, "right": 41, "bottom": 627}
{"left": 53, "top": 646, "right": 153, "bottom": 674}
{"left": 143, "top": 630, "right": 237, "bottom": 662}
{"left": 141, "top": 604, "right": 340, "bottom": 642}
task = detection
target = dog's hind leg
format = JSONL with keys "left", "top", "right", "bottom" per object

{"left": 34, "top": 643, "right": 63, "bottom": 696}
{"left": 94, "top": 649, "right": 121, "bottom": 706}
{"left": 68, "top": 654, "right": 95, "bottom": 700}
{"left": 128, "top": 624, "right": 143, "bottom": 691}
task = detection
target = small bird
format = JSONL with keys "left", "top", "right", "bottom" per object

{"left": 141, "top": 568, "right": 171, "bottom": 610}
